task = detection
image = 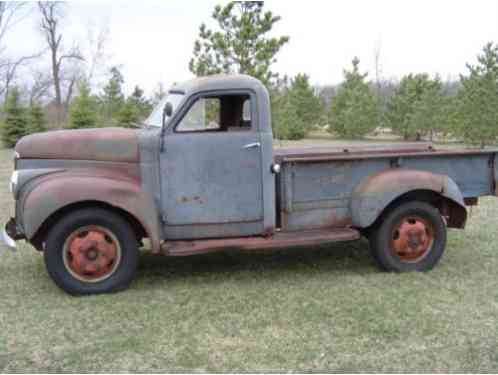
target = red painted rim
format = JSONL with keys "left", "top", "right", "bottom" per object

{"left": 63, "top": 225, "right": 121, "bottom": 283}
{"left": 390, "top": 215, "right": 434, "bottom": 263}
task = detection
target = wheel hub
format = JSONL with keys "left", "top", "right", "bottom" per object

{"left": 391, "top": 216, "right": 434, "bottom": 262}
{"left": 63, "top": 226, "right": 121, "bottom": 282}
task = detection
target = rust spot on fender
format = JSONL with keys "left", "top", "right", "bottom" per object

{"left": 23, "top": 165, "right": 162, "bottom": 254}
{"left": 177, "top": 196, "right": 206, "bottom": 204}
{"left": 355, "top": 169, "right": 443, "bottom": 195}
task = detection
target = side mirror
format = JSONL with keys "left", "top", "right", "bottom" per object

{"left": 164, "top": 102, "right": 173, "bottom": 118}
{"left": 161, "top": 101, "right": 174, "bottom": 130}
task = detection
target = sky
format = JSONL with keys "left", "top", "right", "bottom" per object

{"left": 8, "top": 0, "right": 498, "bottom": 96}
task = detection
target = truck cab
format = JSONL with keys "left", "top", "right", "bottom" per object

{"left": 151, "top": 75, "right": 276, "bottom": 239}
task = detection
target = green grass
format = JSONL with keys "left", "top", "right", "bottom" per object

{"left": 1, "top": 146, "right": 498, "bottom": 372}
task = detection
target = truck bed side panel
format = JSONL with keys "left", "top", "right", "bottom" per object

{"left": 278, "top": 152, "right": 495, "bottom": 232}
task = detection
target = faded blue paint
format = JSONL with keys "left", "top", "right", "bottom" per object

{"left": 351, "top": 170, "right": 465, "bottom": 228}
{"left": 278, "top": 152, "right": 495, "bottom": 232}
{"left": 158, "top": 75, "right": 274, "bottom": 240}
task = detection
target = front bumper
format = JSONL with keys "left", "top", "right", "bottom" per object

{"left": 1, "top": 218, "right": 24, "bottom": 252}
{"left": 1, "top": 225, "right": 16, "bottom": 250}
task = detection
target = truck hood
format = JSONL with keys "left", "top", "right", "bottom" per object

{"left": 15, "top": 127, "right": 139, "bottom": 163}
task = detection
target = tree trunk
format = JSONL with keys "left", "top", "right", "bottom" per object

{"left": 51, "top": 49, "right": 62, "bottom": 125}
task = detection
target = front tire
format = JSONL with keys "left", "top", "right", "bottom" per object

{"left": 44, "top": 208, "right": 139, "bottom": 295}
{"left": 369, "top": 201, "right": 446, "bottom": 272}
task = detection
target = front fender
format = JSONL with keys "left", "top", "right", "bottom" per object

{"left": 351, "top": 169, "right": 467, "bottom": 228}
{"left": 20, "top": 170, "right": 161, "bottom": 252}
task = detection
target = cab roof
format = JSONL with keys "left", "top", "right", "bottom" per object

{"left": 170, "top": 74, "right": 267, "bottom": 96}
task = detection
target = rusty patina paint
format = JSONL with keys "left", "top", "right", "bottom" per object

{"left": 16, "top": 128, "right": 139, "bottom": 163}
{"left": 164, "top": 228, "right": 360, "bottom": 256}
{"left": 351, "top": 169, "right": 467, "bottom": 228}
{"left": 354, "top": 169, "right": 443, "bottom": 195}
{"left": 21, "top": 165, "right": 162, "bottom": 254}
{"left": 274, "top": 144, "right": 497, "bottom": 164}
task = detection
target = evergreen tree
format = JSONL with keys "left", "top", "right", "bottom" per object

{"left": 455, "top": 43, "right": 498, "bottom": 147}
{"left": 101, "top": 66, "right": 125, "bottom": 122}
{"left": 69, "top": 82, "right": 99, "bottom": 129}
{"left": 117, "top": 100, "right": 139, "bottom": 128}
{"left": 287, "top": 74, "right": 322, "bottom": 133}
{"left": 408, "top": 86, "right": 453, "bottom": 141}
{"left": 328, "top": 58, "right": 377, "bottom": 138}
{"left": 129, "top": 85, "right": 152, "bottom": 119}
{"left": 272, "top": 94, "right": 306, "bottom": 140}
{"left": 386, "top": 73, "right": 442, "bottom": 140}
{"left": 189, "top": 1, "right": 289, "bottom": 85}
{"left": 28, "top": 104, "right": 47, "bottom": 134}
{"left": 1, "top": 87, "right": 27, "bottom": 148}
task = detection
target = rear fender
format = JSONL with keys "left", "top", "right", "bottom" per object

{"left": 21, "top": 171, "right": 161, "bottom": 252}
{"left": 351, "top": 169, "right": 467, "bottom": 228}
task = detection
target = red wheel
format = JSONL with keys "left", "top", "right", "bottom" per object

{"left": 44, "top": 208, "right": 138, "bottom": 295}
{"left": 63, "top": 225, "right": 122, "bottom": 283}
{"left": 390, "top": 216, "right": 434, "bottom": 263}
{"left": 369, "top": 201, "right": 446, "bottom": 272}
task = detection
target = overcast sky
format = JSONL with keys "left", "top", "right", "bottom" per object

{"left": 9, "top": 0, "right": 498, "bottom": 95}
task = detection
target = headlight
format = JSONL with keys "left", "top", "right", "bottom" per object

{"left": 13, "top": 151, "right": 19, "bottom": 170}
{"left": 9, "top": 170, "right": 18, "bottom": 195}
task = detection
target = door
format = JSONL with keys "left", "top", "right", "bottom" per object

{"left": 160, "top": 93, "right": 265, "bottom": 239}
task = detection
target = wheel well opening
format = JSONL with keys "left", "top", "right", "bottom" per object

{"left": 368, "top": 189, "right": 467, "bottom": 231}
{"left": 30, "top": 201, "right": 147, "bottom": 251}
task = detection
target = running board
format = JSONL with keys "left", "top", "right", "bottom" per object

{"left": 164, "top": 228, "right": 361, "bottom": 256}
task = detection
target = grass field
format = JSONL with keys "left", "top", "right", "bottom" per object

{"left": 1, "top": 145, "right": 498, "bottom": 372}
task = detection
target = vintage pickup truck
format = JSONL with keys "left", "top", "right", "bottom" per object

{"left": 2, "top": 74, "right": 497, "bottom": 294}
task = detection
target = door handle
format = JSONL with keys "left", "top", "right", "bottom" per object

{"left": 242, "top": 142, "right": 261, "bottom": 149}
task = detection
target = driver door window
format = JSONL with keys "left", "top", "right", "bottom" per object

{"left": 177, "top": 98, "right": 221, "bottom": 132}
{"left": 175, "top": 94, "right": 252, "bottom": 132}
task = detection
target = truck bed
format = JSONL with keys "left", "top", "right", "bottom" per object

{"left": 274, "top": 143, "right": 498, "bottom": 232}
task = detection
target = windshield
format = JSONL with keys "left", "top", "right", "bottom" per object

{"left": 144, "top": 93, "right": 184, "bottom": 127}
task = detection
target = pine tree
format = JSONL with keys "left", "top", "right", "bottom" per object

{"left": 117, "top": 100, "right": 139, "bottom": 128}
{"left": 386, "top": 73, "right": 442, "bottom": 140}
{"left": 129, "top": 85, "right": 152, "bottom": 119}
{"left": 328, "top": 58, "right": 377, "bottom": 138}
{"left": 287, "top": 74, "right": 322, "bottom": 133}
{"left": 408, "top": 87, "right": 448, "bottom": 141}
{"left": 27, "top": 104, "right": 47, "bottom": 134}
{"left": 455, "top": 43, "right": 498, "bottom": 147}
{"left": 69, "top": 82, "right": 99, "bottom": 129}
{"left": 101, "top": 66, "right": 124, "bottom": 122}
{"left": 189, "top": 1, "right": 289, "bottom": 86}
{"left": 1, "top": 87, "right": 27, "bottom": 148}
{"left": 272, "top": 94, "right": 306, "bottom": 140}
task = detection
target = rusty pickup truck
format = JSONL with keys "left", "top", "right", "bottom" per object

{"left": 2, "top": 74, "right": 496, "bottom": 295}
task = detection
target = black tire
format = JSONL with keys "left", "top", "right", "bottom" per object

{"left": 369, "top": 201, "right": 446, "bottom": 272}
{"left": 44, "top": 208, "right": 139, "bottom": 295}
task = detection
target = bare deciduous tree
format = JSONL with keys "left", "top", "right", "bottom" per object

{"left": 0, "top": 52, "right": 44, "bottom": 104}
{"left": 85, "top": 22, "right": 110, "bottom": 85}
{"left": 373, "top": 40, "right": 384, "bottom": 128}
{"left": 373, "top": 39, "right": 382, "bottom": 95}
{"left": 26, "top": 69, "right": 52, "bottom": 106}
{"left": 0, "top": 2, "right": 30, "bottom": 50}
{"left": 0, "top": 2, "right": 37, "bottom": 104}
{"left": 38, "top": 1, "right": 83, "bottom": 123}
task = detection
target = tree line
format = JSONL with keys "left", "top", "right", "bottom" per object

{"left": 188, "top": 2, "right": 498, "bottom": 147}
{"left": 2, "top": 1, "right": 498, "bottom": 148}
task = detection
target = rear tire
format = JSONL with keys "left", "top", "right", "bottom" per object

{"left": 44, "top": 208, "right": 139, "bottom": 295}
{"left": 369, "top": 201, "right": 446, "bottom": 272}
